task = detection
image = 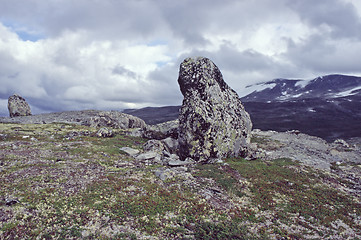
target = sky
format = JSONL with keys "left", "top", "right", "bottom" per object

{"left": 1, "top": 0, "right": 361, "bottom": 116}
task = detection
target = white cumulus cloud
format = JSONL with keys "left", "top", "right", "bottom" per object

{"left": 0, "top": 0, "right": 360, "bottom": 116}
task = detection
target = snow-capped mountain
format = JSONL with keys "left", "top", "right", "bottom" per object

{"left": 240, "top": 74, "right": 361, "bottom": 141}
{"left": 241, "top": 74, "right": 361, "bottom": 102}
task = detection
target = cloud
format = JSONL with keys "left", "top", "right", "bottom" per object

{"left": 286, "top": 0, "right": 361, "bottom": 39}
{"left": 284, "top": 34, "right": 361, "bottom": 74}
{"left": 0, "top": 23, "right": 172, "bottom": 114}
{"left": 0, "top": 0, "right": 361, "bottom": 115}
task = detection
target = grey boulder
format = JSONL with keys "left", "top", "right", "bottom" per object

{"left": 8, "top": 94, "right": 32, "bottom": 118}
{"left": 177, "top": 57, "right": 252, "bottom": 162}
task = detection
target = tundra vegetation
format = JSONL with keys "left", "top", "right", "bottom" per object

{"left": 0, "top": 123, "right": 360, "bottom": 239}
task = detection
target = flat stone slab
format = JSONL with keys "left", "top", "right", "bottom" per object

{"left": 136, "top": 151, "right": 159, "bottom": 161}
{"left": 119, "top": 147, "right": 140, "bottom": 156}
{"left": 168, "top": 159, "right": 194, "bottom": 167}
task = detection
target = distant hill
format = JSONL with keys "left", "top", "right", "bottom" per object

{"left": 124, "top": 74, "right": 361, "bottom": 142}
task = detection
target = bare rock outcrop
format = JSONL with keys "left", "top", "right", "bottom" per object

{"left": 8, "top": 94, "right": 32, "bottom": 118}
{"left": 142, "top": 120, "right": 179, "bottom": 140}
{"left": 177, "top": 57, "right": 252, "bottom": 162}
{"left": 83, "top": 111, "right": 147, "bottom": 129}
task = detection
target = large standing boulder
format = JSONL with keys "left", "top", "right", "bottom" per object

{"left": 177, "top": 57, "right": 252, "bottom": 162}
{"left": 8, "top": 94, "right": 32, "bottom": 118}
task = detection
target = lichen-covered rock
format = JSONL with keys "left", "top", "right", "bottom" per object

{"left": 142, "top": 120, "right": 179, "bottom": 140}
{"left": 96, "top": 127, "right": 114, "bottom": 138}
{"left": 177, "top": 57, "right": 252, "bottom": 161}
{"left": 143, "top": 139, "right": 165, "bottom": 154}
{"left": 84, "top": 111, "right": 147, "bottom": 129}
{"left": 8, "top": 94, "right": 32, "bottom": 117}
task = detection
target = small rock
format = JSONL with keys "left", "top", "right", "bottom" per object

{"left": 5, "top": 198, "right": 19, "bottom": 206}
{"left": 136, "top": 151, "right": 158, "bottom": 160}
{"left": 287, "top": 130, "right": 301, "bottom": 135}
{"left": 333, "top": 139, "right": 350, "bottom": 149}
{"left": 0, "top": 134, "right": 7, "bottom": 140}
{"left": 168, "top": 158, "right": 194, "bottom": 167}
{"left": 136, "top": 151, "right": 162, "bottom": 164}
{"left": 143, "top": 140, "right": 165, "bottom": 153}
{"left": 162, "top": 137, "right": 179, "bottom": 154}
{"left": 155, "top": 169, "right": 174, "bottom": 181}
{"left": 96, "top": 127, "right": 114, "bottom": 138}
{"left": 120, "top": 147, "right": 140, "bottom": 156}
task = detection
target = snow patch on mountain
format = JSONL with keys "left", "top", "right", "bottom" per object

{"left": 238, "top": 82, "right": 276, "bottom": 97}
{"left": 295, "top": 79, "right": 311, "bottom": 88}
{"left": 333, "top": 86, "right": 361, "bottom": 97}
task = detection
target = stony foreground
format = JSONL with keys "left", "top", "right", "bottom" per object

{"left": 0, "top": 122, "right": 360, "bottom": 239}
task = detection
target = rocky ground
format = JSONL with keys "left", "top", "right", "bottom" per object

{"left": 0, "top": 113, "right": 360, "bottom": 239}
{"left": 0, "top": 110, "right": 111, "bottom": 125}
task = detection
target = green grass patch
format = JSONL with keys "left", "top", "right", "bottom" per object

{"left": 195, "top": 163, "right": 245, "bottom": 198}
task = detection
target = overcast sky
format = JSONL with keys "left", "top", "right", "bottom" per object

{"left": 1, "top": 0, "right": 361, "bottom": 116}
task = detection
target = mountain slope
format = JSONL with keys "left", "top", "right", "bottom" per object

{"left": 240, "top": 74, "right": 361, "bottom": 141}
{"left": 241, "top": 74, "right": 361, "bottom": 102}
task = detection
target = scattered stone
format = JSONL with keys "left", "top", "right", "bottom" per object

{"left": 161, "top": 137, "right": 179, "bottom": 154}
{"left": 96, "top": 128, "right": 114, "bottom": 138}
{"left": 154, "top": 168, "right": 174, "bottom": 181}
{"left": 0, "top": 134, "right": 7, "bottom": 140}
{"left": 64, "top": 131, "right": 92, "bottom": 140}
{"left": 333, "top": 139, "right": 350, "bottom": 149}
{"left": 168, "top": 157, "right": 194, "bottom": 167}
{"left": 4, "top": 198, "right": 19, "bottom": 206}
{"left": 8, "top": 94, "right": 32, "bottom": 117}
{"left": 120, "top": 147, "right": 140, "bottom": 156}
{"left": 287, "top": 130, "right": 301, "bottom": 135}
{"left": 162, "top": 153, "right": 181, "bottom": 165}
{"left": 177, "top": 57, "right": 252, "bottom": 162}
{"left": 136, "top": 151, "right": 158, "bottom": 160}
{"left": 143, "top": 140, "right": 165, "bottom": 153}
{"left": 135, "top": 151, "right": 161, "bottom": 164}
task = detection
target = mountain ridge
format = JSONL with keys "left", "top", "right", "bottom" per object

{"left": 241, "top": 74, "right": 361, "bottom": 102}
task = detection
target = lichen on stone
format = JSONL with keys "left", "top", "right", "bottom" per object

{"left": 177, "top": 57, "right": 252, "bottom": 162}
